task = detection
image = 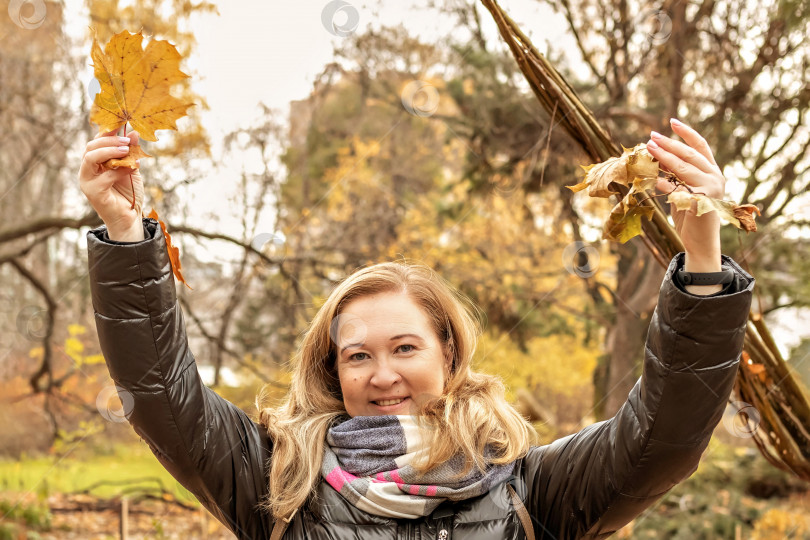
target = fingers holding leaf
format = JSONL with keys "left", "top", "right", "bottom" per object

{"left": 669, "top": 118, "right": 718, "bottom": 168}
{"left": 566, "top": 137, "right": 758, "bottom": 242}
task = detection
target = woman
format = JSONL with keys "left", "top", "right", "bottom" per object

{"left": 79, "top": 118, "right": 754, "bottom": 539}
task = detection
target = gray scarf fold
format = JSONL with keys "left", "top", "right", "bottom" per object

{"left": 321, "top": 414, "right": 514, "bottom": 518}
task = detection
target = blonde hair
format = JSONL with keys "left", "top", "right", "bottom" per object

{"left": 257, "top": 261, "right": 535, "bottom": 520}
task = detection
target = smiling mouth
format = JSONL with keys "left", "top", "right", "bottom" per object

{"left": 373, "top": 398, "right": 408, "bottom": 406}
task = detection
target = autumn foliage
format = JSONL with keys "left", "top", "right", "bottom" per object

{"left": 568, "top": 144, "right": 760, "bottom": 243}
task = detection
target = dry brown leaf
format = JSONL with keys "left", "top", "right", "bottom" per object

{"left": 572, "top": 144, "right": 760, "bottom": 243}
{"left": 733, "top": 204, "right": 761, "bottom": 232}
{"left": 666, "top": 191, "right": 761, "bottom": 232}
{"left": 629, "top": 174, "right": 657, "bottom": 194}
{"left": 569, "top": 144, "right": 656, "bottom": 198}
{"left": 147, "top": 208, "right": 192, "bottom": 290}
{"left": 604, "top": 197, "right": 655, "bottom": 243}
{"left": 625, "top": 145, "right": 658, "bottom": 179}
{"left": 105, "top": 143, "right": 152, "bottom": 169}
{"left": 666, "top": 190, "right": 694, "bottom": 212}
{"left": 576, "top": 156, "right": 628, "bottom": 197}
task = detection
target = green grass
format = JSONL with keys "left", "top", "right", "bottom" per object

{"left": 0, "top": 443, "right": 197, "bottom": 505}
{"left": 0, "top": 497, "right": 51, "bottom": 528}
{"left": 1, "top": 436, "right": 807, "bottom": 539}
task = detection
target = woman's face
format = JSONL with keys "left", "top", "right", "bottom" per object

{"left": 334, "top": 291, "right": 449, "bottom": 417}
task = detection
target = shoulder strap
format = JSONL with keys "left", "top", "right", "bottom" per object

{"left": 271, "top": 509, "right": 298, "bottom": 540}
{"left": 270, "top": 518, "right": 289, "bottom": 540}
{"left": 507, "top": 483, "right": 535, "bottom": 540}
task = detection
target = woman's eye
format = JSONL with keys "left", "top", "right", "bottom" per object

{"left": 346, "top": 346, "right": 413, "bottom": 360}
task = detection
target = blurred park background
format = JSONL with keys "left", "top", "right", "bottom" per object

{"left": 1, "top": 0, "right": 810, "bottom": 537}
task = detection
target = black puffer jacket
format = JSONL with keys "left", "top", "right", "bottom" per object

{"left": 87, "top": 218, "right": 754, "bottom": 539}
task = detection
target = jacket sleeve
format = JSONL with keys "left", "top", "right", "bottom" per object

{"left": 520, "top": 252, "right": 754, "bottom": 539}
{"left": 87, "top": 217, "right": 272, "bottom": 540}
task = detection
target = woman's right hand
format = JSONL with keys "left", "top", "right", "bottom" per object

{"left": 79, "top": 129, "right": 145, "bottom": 241}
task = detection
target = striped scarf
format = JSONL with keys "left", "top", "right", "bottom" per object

{"left": 321, "top": 414, "right": 514, "bottom": 518}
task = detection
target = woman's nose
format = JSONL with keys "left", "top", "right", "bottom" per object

{"left": 369, "top": 360, "right": 402, "bottom": 387}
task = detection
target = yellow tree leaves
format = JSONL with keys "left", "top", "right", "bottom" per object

{"left": 567, "top": 144, "right": 760, "bottom": 243}
{"left": 90, "top": 29, "right": 193, "bottom": 143}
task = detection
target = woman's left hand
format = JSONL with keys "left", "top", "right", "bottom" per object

{"left": 646, "top": 118, "right": 724, "bottom": 274}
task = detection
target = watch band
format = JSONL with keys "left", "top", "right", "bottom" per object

{"left": 676, "top": 267, "right": 734, "bottom": 286}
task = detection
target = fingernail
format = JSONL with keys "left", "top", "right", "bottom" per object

{"left": 117, "top": 145, "right": 130, "bottom": 152}
{"left": 118, "top": 136, "right": 130, "bottom": 144}
{"left": 650, "top": 130, "right": 663, "bottom": 139}
{"left": 647, "top": 140, "right": 659, "bottom": 149}
{"left": 670, "top": 118, "right": 683, "bottom": 126}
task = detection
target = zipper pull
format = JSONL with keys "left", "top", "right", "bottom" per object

{"left": 438, "top": 529, "right": 448, "bottom": 540}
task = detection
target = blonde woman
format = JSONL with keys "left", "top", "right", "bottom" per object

{"left": 79, "top": 118, "right": 754, "bottom": 539}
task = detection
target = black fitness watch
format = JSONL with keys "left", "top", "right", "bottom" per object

{"left": 676, "top": 266, "right": 734, "bottom": 286}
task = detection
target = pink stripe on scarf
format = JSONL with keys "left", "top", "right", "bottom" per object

{"left": 326, "top": 467, "right": 360, "bottom": 492}
{"left": 426, "top": 485, "right": 438, "bottom": 496}
{"left": 389, "top": 470, "right": 405, "bottom": 485}
{"left": 325, "top": 467, "right": 346, "bottom": 491}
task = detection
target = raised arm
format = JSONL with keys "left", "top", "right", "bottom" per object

{"left": 80, "top": 131, "right": 272, "bottom": 539}
{"left": 521, "top": 251, "right": 753, "bottom": 538}
{"left": 87, "top": 218, "right": 272, "bottom": 539}
{"left": 520, "top": 119, "right": 755, "bottom": 538}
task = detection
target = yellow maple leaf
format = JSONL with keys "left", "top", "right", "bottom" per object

{"left": 89, "top": 29, "right": 194, "bottom": 142}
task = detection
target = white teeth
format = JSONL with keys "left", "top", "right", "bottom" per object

{"left": 376, "top": 398, "right": 405, "bottom": 406}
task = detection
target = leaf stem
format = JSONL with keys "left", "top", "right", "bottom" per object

{"left": 660, "top": 171, "right": 695, "bottom": 194}
{"left": 124, "top": 123, "right": 136, "bottom": 211}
